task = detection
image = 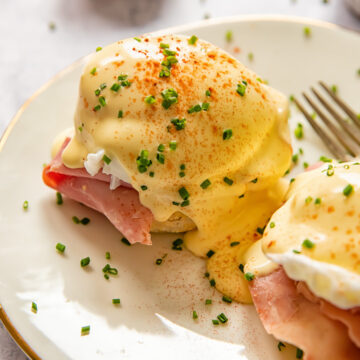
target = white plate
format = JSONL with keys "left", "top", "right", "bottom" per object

{"left": 1, "top": 15, "right": 360, "bottom": 360}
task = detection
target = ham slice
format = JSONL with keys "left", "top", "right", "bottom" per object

{"left": 43, "top": 139, "right": 153, "bottom": 245}
{"left": 249, "top": 268, "right": 360, "bottom": 360}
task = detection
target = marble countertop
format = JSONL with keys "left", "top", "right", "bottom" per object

{"left": 0, "top": 0, "right": 359, "bottom": 359}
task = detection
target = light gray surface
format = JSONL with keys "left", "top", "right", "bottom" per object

{"left": 0, "top": 0, "right": 359, "bottom": 359}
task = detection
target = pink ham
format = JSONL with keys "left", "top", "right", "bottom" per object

{"left": 298, "top": 282, "right": 360, "bottom": 348}
{"left": 249, "top": 268, "right": 360, "bottom": 360}
{"left": 43, "top": 139, "right": 153, "bottom": 245}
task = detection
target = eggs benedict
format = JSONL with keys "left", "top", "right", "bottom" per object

{"left": 43, "top": 34, "right": 291, "bottom": 302}
{"left": 246, "top": 161, "right": 360, "bottom": 359}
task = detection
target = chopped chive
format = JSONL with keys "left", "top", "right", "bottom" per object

{"left": 144, "top": 95, "right": 156, "bottom": 105}
{"left": 100, "top": 83, "right": 107, "bottom": 90}
{"left": 205, "top": 89, "right": 211, "bottom": 97}
{"left": 209, "top": 279, "right": 216, "bottom": 287}
{"left": 200, "top": 179, "right": 211, "bottom": 189}
{"left": 303, "top": 26, "right": 311, "bottom": 37}
{"left": 296, "top": 348, "right": 304, "bottom": 359}
{"left": 105, "top": 252, "right": 110, "bottom": 260}
{"left": 178, "top": 187, "right": 190, "bottom": 200}
{"left": 294, "top": 123, "right": 303, "bottom": 139}
{"left": 305, "top": 196, "right": 313, "bottom": 204}
{"left": 56, "top": 242, "right": 66, "bottom": 253}
{"left": 223, "top": 177, "right": 233, "bottom": 185}
{"left": 136, "top": 149, "right": 152, "bottom": 173}
{"left": 23, "top": 200, "right": 29, "bottom": 210}
{"left": 202, "top": 102, "right": 210, "bottom": 111}
{"left": 169, "top": 141, "right": 177, "bottom": 150}
{"left": 212, "top": 319, "right": 220, "bottom": 325}
{"left": 319, "top": 155, "right": 332, "bottom": 162}
{"left": 180, "top": 164, "right": 186, "bottom": 171}
{"left": 225, "top": 30, "right": 233, "bottom": 42}
{"left": 278, "top": 342, "right": 286, "bottom": 351}
{"left": 172, "top": 201, "right": 180, "bottom": 206}
{"left": 159, "top": 67, "right": 170, "bottom": 78}
{"left": 303, "top": 162, "right": 309, "bottom": 169}
{"left": 239, "top": 264, "right": 244, "bottom": 273}
{"left": 157, "top": 144, "right": 165, "bottom": 152}
{"left": 99, "top": 96, "right": 106, "bottom": 107}
{"left": 140, "top": 185, "right": 148, "bottom": 191}
{"left": 244, "top": 272, "right": 255, "bottom": 281}
{"left": 331, "top": 85, "right": 338, "bottom": 94}
{"left": 118, "top": 110, "right": 123, "bottom": 118}
{"left": 217, "top": 313, "right": 228, "bottom": 323}
{"left": 188, "top": 104, "right": 202, "bottom": 114}
{"left": 290, "top": 178, "right": 295, "bottom": 183}
{"left": 78, "top": 126, "right": 83, "bottom": 132}
{"left": 81, "top": 325, "right": 90, "bottom": 335}
{"left": 230, "top": 241, "right": 240, "bottom": 247}
{"left": 292, "top": 154, "right": 299, "bottom": 164}
{"left": 343, "top": 184, "right": 354, "bottom": 197}
{"left": 102, "top": 264, "right": 111, "bottom": 273}
{"left": 239, "top": 194, "right": 245, "bottom": 198}
{"left": 161, "top": 88, "right": 178, "bottom": 109}
{"left": 149, "top": 171, "right": 155, "bottom": 177}
{"left": 179, "top": 171, "right": 185, "bottom": 177}
{"left": 206, "top": 250, "right": 215, "bottom": 258}
{"left": 108, "top": 268, "right": 118, "bottom": 275}
{"left": 134, "top": 37, "right": 141, "bottom": 42}
{"left": 314, "top": 197, "right": 321, "bottom": 205}
{"left": 156, "top": 153, "right": 165, "bottom": 164}
{"left": 269, "top": 222, "right": 275, "bottom": 228}
{"left": 80, "top": 257, "right": 90, "bottom": 267}
{"left": 155, "top": 258, "right": 162, "bottom": 265}
{"left": 248, "top": 52, "right": 254, "bottom": 61}
{"left": 56, "top": 192, "right": 63, "bottom": 205}
{"left": 102, "top": 154, "right": 111, "bottom": 165}
{"left": 302, "top": 239, "right": 315, "bottom": 249}
{"left": 171, "top": 118, "right": 186, "bottom": 130}
{"left": 256, "top": 226, "right": 265, "bottom": 235}
{"left": 72, "top": 216, "right": 80, "bottom": 224}
{"left": 94, "top": 89, "right": 101, "bottom": 96}
{"left": 90, "top": 67, "right": 97, "bottom": 75}
{"left": 205, "top": 299, "right": 212, "bottom": 305}
{"left": 94, "top": 105, "right": 101, "bottom": 112}
{"left": 180, "top": 200, "right": 190, "bottom": 207}
{"left": 104, "top": 274, "right": 109, "bottom": 280}
{"left": 192, "top": 310, "right": 198, "bottom": 320}
{"left": 112, "top": 298, "right": 121, "bottom": 304}
{"left": 188, "top": 35, "right": 198, "bottom": 45}
{"left": 293, "top": 249, "right": 301, "bottom": 254}
{"left": 222, "top": 129, "right": 233, "bottom": 140}
{"left": 204, "top": 272, "right": 210, "bottom": 278}
{"left": 163, "top": 48, "right": 176, "bottom": 56}
{"left": 117, "top": 74, "right": 128, "bottom": 81}
{"left": 172, "top": 238, "right": 183, "bottom": 251}
{"left": 80, "top": 217, "right": 90, "bottom": 225}
{"left": 120, "top": 80, "right": 131, "bottom": 87}
{"left": 96, "top": 46, "right": 102, "bottom": 52}
{"left": 110, "top": 83, "right": 121, "bottom": 92}
{"left": 299, "top": 148, "right": 304, "bottom": 155}
{"left": 236, "top": 81, "right": 247, "bottom": 96}
{"left": 121, "top": 237, "right": 131, "bottom": 246}
{"left": 160, "top": 43, "right": 169, "bottom": 49}
{"left": 31, "top": 302, "right": 37, "bottom": 313}
{"left": 222, "top": 296, "right": 232, "bottom": 304}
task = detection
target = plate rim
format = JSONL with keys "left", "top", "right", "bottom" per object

{"left": 1, "top": 14, "right": 359, "bottom": 360}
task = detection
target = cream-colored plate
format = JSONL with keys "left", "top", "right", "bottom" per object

{"left": 1, "top": 16, "right": 360, "bottom": 360}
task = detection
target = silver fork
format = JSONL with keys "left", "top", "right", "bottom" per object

{"left": 294, "top": 81, "right": 360, "bottom": 162}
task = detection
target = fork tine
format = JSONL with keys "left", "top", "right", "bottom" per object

{"left": 319, "top": 81, "right": 360, "bottom": 127}
{"left": 302, "top": 92, "right": 360, "bottom": 157}
{"left": 294, "top": 97, "right": 351, "bottom": 161}
{"left": 311, "top": 87, "right": 360, "bottom": 146}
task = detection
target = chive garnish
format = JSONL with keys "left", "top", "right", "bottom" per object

{"left": 136, "top": 149, "right": 152, "bottom": 173}
{"left": 93, "top": 105, "right": 101, "bottom": 112}
{"left": 314, "top": 197, "right": 321, "bottom": 205}
{"left": 256, "top": 226, "right": 265, "bottom": 235}
{"left": 81, "top": 325, "right": 90, "bottom": 335}
{"left": 188, "top": 104, "right": 202, "bottom": 113}
{"left": 31, "top": 302, "right": 37, "bottom": 313}
{"left": 236, "top": 81, "right": 248, "bottom": 96}
{"left": 296, "top": 348, "right": 304, "bottom": 359}
{"left": 205, "top": 299, "right": 212, "bottom": 305}
{"left": 23, "top": 200, "right": 29, "bottom": 210}
{"left": 204, "top": 272, "right": 210, "bottom": 278}
{"left": 90, "top": 67, "right": 96, "bottom": 75}
{"left": 292, "top": 154, "right": 298, "bottom": 164}
{"left": 56, "top": 192, "right": 63, "bottom": 205}
{"left": 96, "top": 46, "right": 102, "bottom": 52}
{"left": 161, "top": 88, "right": 178, "bottom": 109}
{"left": 222, "top": 129, "right": 233, "bottom": 140}
{"left": 110, "top": 83, "right": 121, "bottom": 92}
{"left": 160, "top": 43, "right": 169, "bottom": 49}
{"left": 134, "top": 37, "right": 141, "bottom": 42}
{"left": 178, "top": 187, "right": 190, "bottom": 200}
{"left": 118, "top": 110, "right": 123, "bottom": 118}
{"left": 172, "top": 238, "right": 183, "bottom": 251}
{"left": 251, "top": 178, "right": 258, "bottom": 184}
{"left": 239, "top": 264, "right": 244, "bottom": 273}
{"left": 100, "top": 83, "right": 107, "bottom": 90}
{"left": 269, "top": 222, "right": 275, "bottom": 228}
{"left": 99, "top": 96, "right": 106, "bottom": 107}
{"left": 192, "top": 310, "right": 198, "bottom": 320}
{"left": 205, "top": 89, "right": 211, "bottom": 97}
{"left": 112, "top": 298, "right": 121, "bottom": 304}
{"left": 304, "top": 27, "right": 311, "bottom": 37}
{"left": 188, "top": 35, "right": 198, "bottom": 45}
{"left": 244, "top": 272, "right": 255, "bottom": 281}
{"left": 217, "top": 313, "right": 228, "bottom": 323}
{"left": 302, "top": 239, "right": 315, "bottom": 249}
{"left": 104, "top": 274, "right": 109, "bottom": 280}
{"left": 200, "top": 179, "right": 211, "bottom": 189}
{"left": 293, "top": 249, "right": 301, "bottom": 254}
{"left": 171, "top": 118, "right": 186, "bottom": 130}
{"left": 140, "top": 185, "right": 148, "bottom": 191}
{"left": 80, "top": 217, "right": 90, "bottom": 225}
{"left": 163, "top": 49, "right": 176, "bottom": 56}
{"left": 56, "top": 242, "right": 66, "bottom": 253}
{"left": 230, "top": 241, "right": 240, "bottom": 247}
{"left": 294, "top": 123, "right": 303, "bottom": 139}
{"left": 155, "top": 258, "right": 162, "bottom": 265}
{"left": 222, "top": 296, "right": 232, "bottom": 303}
{"left": 343, "top": 184, "right": 354, "bottom": 197}
{"left": 206, "top": 250, "right": 215, "bottom": 258}
{"left": 80, "top": 257, "right": 90, "bottom": 267}
{"left": 303, "top": 162, "right": 309, "bottom": 169}
{"left": 156, "top": 153, "right": 165, "bottom": 164}
{"left": 319, "top": 155, "right": 332, "bottom": 163}
{"left": 278, "top": 342, "right": 286, "bottom": 351}
{"left": 144, "top": 95, "right": 156, "bottom": 105}
{"left": 305, "top": 196, "right": 313, "bottom": 204}
{"left": 94, "top": 89, "right": 101, "bottom": 96}
{"left": 157, "top": 144, "right": 165, "bottom": 152}
{"left": 180, "top": 200, "right": 190, "bottom": 207}
{"left": 121, "top": 237, "right": 131, "bottom": 246}
{"left": 209, "top": 279, "right": 216, "bottom": 287}
{"left": 149, "top": 171, "right": 155, "bottom": 177}
{"left": 248, "top": 52, "right": 254, "bottom": 61}
{"left": 180, "top": 164, "right": 186, "bottom": 170}
{"left": 103, "top": 154, "right": 111, "bottom": 165}
{"left": 225, "top": 30, "right": 233, "bottom": 42}
{"left": 105, "top": 252, "right": 110, "bottom": 260}
{"left": 169, "top": 141, "right": 177, "bottom": 150}
{"left": 223, "top": 177, "right": 233, "bottom": 185}
{"left": 179, "top": 171, "right": 185, "bottom": 177}
{"left": 212, "top": 319, "right": 220, "bottom": 325}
